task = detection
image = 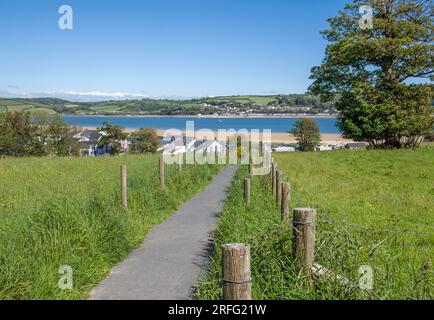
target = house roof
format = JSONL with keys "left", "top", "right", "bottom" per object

{"left": 345, "top": 142, "right": 367, "bottom": 148}
{"left": 81, "top": 130, "right": 104, "bottom": 141}
{"left": 192, "top": 140, "right": 204, "bottom": 149}
{"left": 73, "top": 130, "right": 104, "bottom": 146}
{"left": 194, "top": 140, "right": 225, "bottom": 152}
{"left": 163, "top": 137, "right": 226, "bottom": 154}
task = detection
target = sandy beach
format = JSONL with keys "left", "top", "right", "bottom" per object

{"left": 77, "top": 126, "right": 352, "bottom": 144}
{"left": 156, "top": 130, "right": 352, "bottom": 144}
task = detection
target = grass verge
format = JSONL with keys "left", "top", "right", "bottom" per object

{"left": 196, "top": 146, "right": 433, "bottom": 300}
{"left": 0, "top": 155, "right": 222, "bottom": 299}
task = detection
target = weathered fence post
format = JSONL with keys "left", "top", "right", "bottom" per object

{"left": 292, "top": 208, "right": 316, "bottom": 273}
{"left": 276, "top": 170, "right": 282, "bottom": 206}
{"left": 248, "top": 140, "right": 252, "bottom": 162}
{"left": 281, "top": 182, "right": 290, "bottom": 223}
{"left": 193, "top": 135, "right": 197, "bottom": 165}
{"left": 248, "top": 163, "right": 253, "bottom": 176}
{"left": 222, "top": 244, "right": 252, "bottom": 300}
{"left": 120, "top": 165, "right": 127, "bottom": 209}
{"left": 226, "top": 138, "right": 231, "bottom": 165}
{"left": 159, "top": 155, "right": 165, "bottom": 189}
{"left": 178, "top": 153, "right": 183, "bottom": 173}
{"left": 244, "top": 178, "right": 251, "bottom": 207}
{"left": 272, "top": 163, "right": 277, "bottom": 195}
{"left": 214, "top": 140, "right": 218, "bottom": 164}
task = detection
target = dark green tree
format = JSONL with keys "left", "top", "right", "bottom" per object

{"left": 290, "top": 118, "right": 321, "bottom": 152}
{"left": 129, "top": 128, "right": 160, "bottom": 154}
{"left": 98, "top": 121, "right": 127, "bottom": 155}
{"left": 309, "top": 0, "right": 433, "bottom": 149}
{"left": 0, "top": 112, "right": 34, "bottom": 156}
{"left": 0, "top": 111, "right": 76, "bottom": 157}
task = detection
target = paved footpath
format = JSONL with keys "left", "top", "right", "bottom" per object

{"left": 89, "top": 165, "right": 237, "bottom": 300}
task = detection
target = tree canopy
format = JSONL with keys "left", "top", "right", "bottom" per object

{"left": 129, "top": 128, "right": 160, "bottom": 154}
{"left": 309, "top": 0, "right": 433, "bottom": 149}
{"left": 0, "top": 111, "right": 78, "bottom": 157}
{"left": 98, "top": 121, "right": 127, "bottom": 155}
{"left": 290, "top": 118, "right": 321, "bottom": 152}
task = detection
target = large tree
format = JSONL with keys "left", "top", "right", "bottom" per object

{"left": 0, "top": 111, "right": 77, "bottom": 157}
{"left": 129, "top": 128, "right": 160, "bottom": 154}
{"left": 309, "top": 0, "right": 433, "bottom": 149}
{"left": 290, "top": 118, "right": 321, "bottom": 152}
{"left": 98, "top": 121, "right": 127, "bottom": 155}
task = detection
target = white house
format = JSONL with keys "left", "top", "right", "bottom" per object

{"left": 161, "top": 136, "right": 226, "bottom": 155}
{"left": 73, "top": 130, "right": 106, "bottom": 156}
{"left": 194, "top": 140, "right": 226, "bottom": 154}
{"left": 273, "top": 146, "right": 295, "bottom": 153}
{"left": 73, "top": 130, "right": 130, "bottom": 156}
{"left": 316, "top": 145, "right": 333, "bottom": 152}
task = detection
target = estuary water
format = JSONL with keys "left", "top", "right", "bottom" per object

{"left": 63, "top": 116, "right": 340, "bottom": 134}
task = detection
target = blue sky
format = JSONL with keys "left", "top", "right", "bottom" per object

{"left": 0, "top": 0, "right": 349, "bottom": 99}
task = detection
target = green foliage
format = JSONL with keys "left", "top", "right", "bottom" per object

{"left": 290, "top": 118, "right": 321, "bottom": 151}
{"left": 0, "top": 111, "right": 77, "bottom": 157}
{"left": 0, "top": 94, "right": 336, "bottom": 115}
{"left": 197, "top": 147, "right": 434, "bottom": 300}
{"left": 0, "top": 155, "right": 221, "bottom": 299}
{"left": 98, "top": 121, "right": 127, "bottom": 155}
{"left": 309, "top": 0, "right": 434, "bottom": 148}
{"left": 129, "top": 128, "right": 160, "bottom": 154}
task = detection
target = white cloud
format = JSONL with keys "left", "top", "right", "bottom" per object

{"left": 0, "top": 90, "right": 150, "bottom": 102}
{"left": 64, "top": 91, "right": 149, "bottom": 99}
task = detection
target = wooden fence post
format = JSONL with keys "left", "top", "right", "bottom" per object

{"left": 248, "top": 163, "right": 253, "bottom": 176}
{"left": 292, "top": 208, "right": 316, "bottom": 273}
{"left": 276, "top": 170, "right": 282, "bottom": 206}
{"left": 249, "top": 140, "right": 252, "bottom": 162}
{"left": 178, "top": 153, "right": 183, "bottom": 173}
{"left": 281, "top": 182, "right": 290, "bottom": 223}
{"left": 159, "top": 155, "right": 165, "bottom": 189}
{"left": 120, "top": 165, "right": 127, "bottom": 209}
{"left": 272, "top": 163, "right": 277, "bottom": 195}
{"left": 222, "top": 244, "right": 252, "bottom": 300}
{"left": 244, "top": 178, "right": 251, "bottom": 207}
{"left": 214, "top": 141, "right": 218, "bottom": 164}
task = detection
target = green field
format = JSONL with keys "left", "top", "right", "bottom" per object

{"left": 208, "top": 95, "right": 277, "bottom": 106}
{"left": 27, "top": 108, "right": 57, "bottom": 114}
{"left": 0, "top": 94, "right": 333, "bottom": 115}
{"left": 0, "top": 99, "right": 57, "bottom": 113}
{"left": 197, "top": 146, "right": 433, "bottom": 300}
{"left": 0, "top": 155, "right": 221, "bottom": 299}
{"left": 89, "top": 105, "right": 123, "bottom": 112}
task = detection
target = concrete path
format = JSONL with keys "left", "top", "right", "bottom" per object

{"left": 89, "top": 165, "right": 237, "bottom": 300}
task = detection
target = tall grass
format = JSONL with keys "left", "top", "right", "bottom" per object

{"left": 0, "top": 155, "right": 221, "bottom": 299}
{"left": 196, "top": 145, "right": 433, "bottom": 300}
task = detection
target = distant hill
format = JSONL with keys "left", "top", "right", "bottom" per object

{"left": 0, "top": 98, "right": 70, "bottom": 114}
{"left": 0, "top": 94, "right": 336, "bottom": 116}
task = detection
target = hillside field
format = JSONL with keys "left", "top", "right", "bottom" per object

{"left": 197, "top": 145, "right": 433, "bottom": 300}
{"left": 0, "top": 94, "right": 334, "bottom": 116}
{"left": 0, "top": 155, "right": 221, "bottom": 299}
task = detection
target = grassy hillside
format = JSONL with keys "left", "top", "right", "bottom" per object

{"left": 0, "top": 155, "right": 221, "bottom": 299}
{"left": 0, "top": 98, "right": 71, "bottom": 114}
{"left": 197, "top": 146, "right": 433, "bottom": 300}
{"left": 0, "top": 94, "right": 335, "bottom": 116}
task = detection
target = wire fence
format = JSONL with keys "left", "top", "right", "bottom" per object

{"left": 288, "top": 185, "right": 434, "bottom": 238}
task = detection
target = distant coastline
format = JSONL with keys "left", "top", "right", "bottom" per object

{"left": 76, "top": 126, "right": 351, "bottom": 144}
{"left": 63, "top": 115, "right": 342, "bottom": 139}
{"left": 62, "top": 113, "right": 338, "bottom": 119}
